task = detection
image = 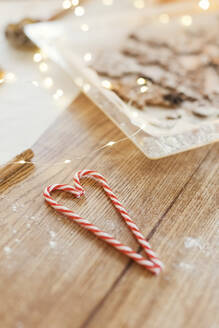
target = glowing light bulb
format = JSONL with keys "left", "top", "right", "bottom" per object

{"left": 32, "top": 80, "right": 39, "bottom": 87}
{"left": 83, "top": 83, "right": 90, "bottom": 93}
{"left": 102, "top": 80, "right": 112, "bottom": 89}
{"left": 134, "top": 0, "right": 145, "bottom": 9}
{"left": 74, "top": 77, "right": 83, "bottom": 87}
{"left": 199, "top": 0, "right": 210, "bottom": 10}
{"left": 74, "top": 6, "right": 85, "bottom": 16}
{"left": 62, "top": 0, "right": 72, "bottom": 9}
{"left": 56, "top": 89, "right": 64, "bottom": 97}
{"left": 5, "top": 72, "right": 16, "bottom": 82}
{"left": 140, "top": 85, "right": 149, "bottom": 93}
{"left": 181, "top": 15, "right": 192, "bottom": 26}
{"left": 83, "top": 52, "right": 92, "bottom": 62}
{"left": 81, "top": 24, "right": 89, "bottom": 31}
{"left": 43, "top": 77, "right": 53, "bottom": 88}
{"left": 18, "top": 160, "right": 26, "bottom": 164}
{"left": 39, "top": 62, "right": 48, "bottom": 72}
{"left": 159, "top": 13, "right": 170, "bottom": 24}
{"left": 53, "top": 89, "right": 64, "bottom": 100}
{"left": 102, "top": 0, "right": 114, "bottom": 5}
{"left": 72, "top": 0, "right": 79, "bottom": 5}
{"left": 137, "top": 77, "right": 146, "bottom": 85}
{"left": 33, "top": 52, "right": 43, "bottom": 63}
{"left": 107, "top": 141, "right": 115, "bottom": 146}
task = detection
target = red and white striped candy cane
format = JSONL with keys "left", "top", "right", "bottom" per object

{"left": 43, "top": 170, "right": 163, "bottom": 275}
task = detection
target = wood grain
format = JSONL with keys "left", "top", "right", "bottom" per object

{"left": 0, "top": 94, "right": 218, "bottom": 328}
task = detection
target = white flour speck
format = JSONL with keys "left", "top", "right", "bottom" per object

{"left": 49, "top": 231, "right": 56, "bottom": 238}
{"left": 179, "top": 262, "right": 194, "bottom": 271}
{"left": 12, "top": 204, "right": 17, "bottom": 212}
{"left": 26, "top": 223, "right": 31, "bottom": 229}
{"left": 12, "top": 229, "right": 17, "bottom": 234}
{"left": 184, "top": 237, "right": 204, "bottom": 250}
{"left": 49, "top": 240, "right": 56, "bottom": 248}
{"left": 4, "top": 246, "right": 11, "bottom": 254}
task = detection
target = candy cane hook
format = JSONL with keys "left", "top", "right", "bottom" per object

{"left": 43, "top": 170, "right": 163, "bottom": 275}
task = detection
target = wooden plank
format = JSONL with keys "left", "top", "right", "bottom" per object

{"left": 0, "top": 94, "right": 215, "bottom": 328}
{"left": 83, "top": 143, "right": 219, "bottom": 328}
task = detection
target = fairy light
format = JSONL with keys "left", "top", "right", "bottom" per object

{"left": 5, "top": 72, "right": 16, "bottom": 82}
{"left": 74, "top": 6, "right": 85, "bottom": 16}
{"left": 140, "top": 85, "right": 149, "bottom": 93}
{"left": 102, "top": 80, "right": 112, "bottom": 89}
{"left": 83, "top": 83, "right": 90, "bottom": 93}
{"left": 64, "top": 159, "right": 71, "bottom": 164}
{"left": 199, "top": 0, "right": 210, "bottom": 10}
{"left": 72, "top": 0, "right": 79, "bottom": 5}
{"left": 137, "top": 77, "right": 146, "bottom": 85}
{"left": 39, "top": 62, "right": 48, "bottom": 72}
{"left": 181, "top": 15, "right": 192, "bottom": 26}
{"left": 74, "top": 77, "right": 83, "bottom": 87}
{"left": 81, "top": 23, "right": 89, "bottom": 31}
{"left": 102, "top": 0, "right": 114, "bottom": 5}
{"left": 32, "top": 80, "right": 39, "bottom": 87}
{"left": 43, "top": 77, "right": 53, "bottom": 88}
{"left": 53, "top": 88, "right": 64, "bottom": 100}
{"left": 132, "top": 111, "right": 139, "bottom": 118}
{"left": 83, "top": 52, "right": 92, "bottom": 62}
{"left": 18, "top": 160, "right": 26, "bottom": 164}
{"left": 107, "top": 141, "right": 116, "bottom": 147}
{"left": 33, "top": 52, "right": 43, "bottom": 63}
{"left": 0, "top": 78, "right": 4, "bottom": 84}
{"left": 159, "top": 13, "right": 170, "bottom": 24}
{"left": 62, "top": 0, "right": 72, "bottom": 9}
{"left": 134, "top": 0, "right": 145, "bottom": 9}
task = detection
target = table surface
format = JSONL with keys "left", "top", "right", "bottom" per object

{"left": 0, "top": 94, "right": 218, "bottom": 328}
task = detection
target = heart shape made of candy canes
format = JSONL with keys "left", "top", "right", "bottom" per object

{"left": 43, "top": 170, "right": 163, "bottom": 275}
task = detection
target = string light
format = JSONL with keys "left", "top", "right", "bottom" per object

{"left": 72, "top": 0, "right": 79, "bottom": 5}
{"left": 140, "top": 85, "right": 149, "bottom": 93}
{"left": 83, "top": 52, "right": 92, "bottom": 62}
{"left": 53, "top": 88, "right": 64, "bottom": 100}
{"left": 43, "top": 77, "right": 53, "bottom": 88}
{"left": 74, "top": 6, "right": 85, "bottom": 16}
{"left": 5, "top": 72, "right": 16, "bottom": 82}
{"left": 32, "top": 80, "right": 39, "bottom": 87}
{"left": 102, "top": 80, "right": 112, "bottom": 89}
{"left": 106, "top": 141, "right": 116, "bottom": 146}
{"left": 39, "top": 62, "right": 48, "bottom": 72}
{"left": 102, "top": 0, "right": 114, "bottom": 5}
{"left": 62, "top": 0, "right": 72, "bottom": 9}
{"left": 74, "top": 77, "right": 83, "bottom": 87}
{"left": 199, "top": 0, "right": 210, "bottom": 10}
{"left": 81, "top": 24, "right": 89, "bottom": 32}
{"left": 82, "top": 83, "right": 90, "bottom": 93}
{"left": 159, "top": 13, "right": 170, "bottom": 24}
{"left": 137, "top": 77, "right": 146, "bottom": 85}
{"left": 181, "top": 15, "right": 192, "bottom": 26}
{"left": 33, "top": 52, "right": 43, "bottom": 63}
{"left": 133, "top": 0, "right": 145, "bottom": 9}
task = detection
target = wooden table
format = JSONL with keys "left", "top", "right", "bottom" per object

{"left": 0, "top": 94, "right": 218, "bottom": 328}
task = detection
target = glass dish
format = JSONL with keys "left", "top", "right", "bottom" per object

{"left": 26, "top": 0, "right": 219, "bottom": 159}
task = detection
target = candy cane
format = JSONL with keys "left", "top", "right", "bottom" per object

{"left": 43, "top": 170, "right": 163, "bottom": 275}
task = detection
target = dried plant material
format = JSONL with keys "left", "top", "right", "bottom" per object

{"left": 91, "top": 13, "right": 219, "bottom": 122}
